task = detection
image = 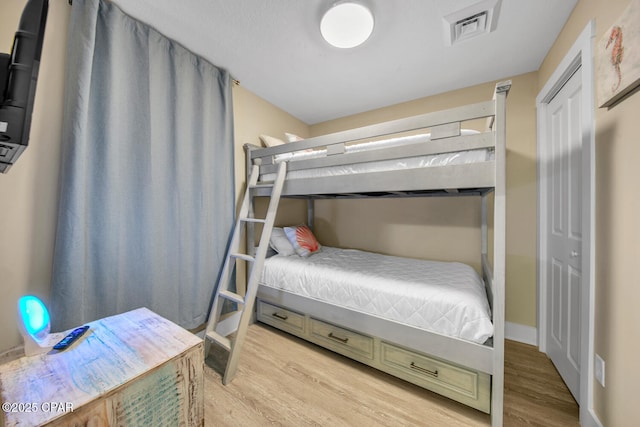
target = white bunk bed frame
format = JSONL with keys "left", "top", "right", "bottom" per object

{"left": 244, "top": 81, "right": 509, "bottom": 426}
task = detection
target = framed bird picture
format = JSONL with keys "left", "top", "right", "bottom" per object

{"left": 596, "top": 0, "right": 640, "bottom": 108}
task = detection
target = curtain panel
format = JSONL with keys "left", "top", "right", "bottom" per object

{"left": 51, "top": 0, "right": 234, "bottom": 331}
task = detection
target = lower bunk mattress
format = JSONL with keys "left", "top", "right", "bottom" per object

{"left": 260, "top": 246, "right": 494, "bottom": 344}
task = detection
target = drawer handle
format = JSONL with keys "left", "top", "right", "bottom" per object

{"left": 272, "top": 312, "right": 288, "bottom": 321}
{"left": 328, "top": 332, "right": 349, "bottom": 344}
{"left": 410, "top": 362, "right": 439, "bottom": 378}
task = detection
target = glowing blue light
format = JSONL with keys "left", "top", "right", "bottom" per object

{"left": 18, "top": 295, "right": 50, "bottom": 342}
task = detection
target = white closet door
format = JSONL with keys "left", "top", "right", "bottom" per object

{"left": 545, "top": 66, "right": 583, "bottom": 402}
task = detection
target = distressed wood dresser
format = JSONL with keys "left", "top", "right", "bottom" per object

{"left": 0, "top": 307, "right": 203, "bottom": 426}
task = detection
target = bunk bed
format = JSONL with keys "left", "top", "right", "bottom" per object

{"left": 244, "top": 81, "right": 509, "bottom": 425}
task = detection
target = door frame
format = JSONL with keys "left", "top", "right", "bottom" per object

{"left": 536, "top": 21, "right": 599, "bottom": 427}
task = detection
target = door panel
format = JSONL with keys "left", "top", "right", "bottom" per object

{"left": 569, "top": 265, "right": 581, "bottom": 368}
{"left": 551, "top": 258, "right": 563, "bottom": 344}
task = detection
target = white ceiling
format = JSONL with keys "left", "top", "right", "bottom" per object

{"left": 110, "top": 0, "right": 577, "bottom": 125}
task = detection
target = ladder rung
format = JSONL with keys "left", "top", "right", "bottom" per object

{"left": 241, "top": 217, "right": 266, "bottom": 224}
{"left": 219, "top": 290, "right": 245, "bottom": 305}
{"left": 206, "top": 330, "right": 231, "bottom": 352}
{"left": 249, "top": 183, "right": 274, "bottom": 190}
{"left": 230, "top": 252, "right": 255, "bottom": 262}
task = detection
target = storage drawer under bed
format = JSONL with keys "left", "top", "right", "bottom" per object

{"left": 257, "top": 300, "right": 305, "bottom": 335}
{"left": 380, "top": 341, "right": 490, "bottom": 413}
{"left": 309, "top": 318, "right": 374, "bottom": 361}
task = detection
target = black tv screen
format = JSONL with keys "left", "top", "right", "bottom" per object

{"left": 0, "top": 0, "right": 49, "bottom": 173}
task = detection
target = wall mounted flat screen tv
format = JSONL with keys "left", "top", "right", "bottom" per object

{"left": 0, "top": 0, "right": 49, "bottom": 173}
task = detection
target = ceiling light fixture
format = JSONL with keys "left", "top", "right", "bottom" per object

{"left": 320, "top": 2, "right": 374, "bottom": 49}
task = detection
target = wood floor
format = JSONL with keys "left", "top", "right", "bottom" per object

{"left": 204, "top": 323, "right": 579, "bottom": 426}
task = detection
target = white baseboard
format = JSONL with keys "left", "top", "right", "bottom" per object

{"left": 505, "top": 322, "right": 537, "bottom": 346}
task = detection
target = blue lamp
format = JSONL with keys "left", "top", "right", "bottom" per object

{"left": 17, "top": 295, "right": 51, "bottom": 356}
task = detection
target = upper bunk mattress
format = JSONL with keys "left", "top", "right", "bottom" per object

{"left": 261, "top": 131, "right": 493, "bottom": 181}
{"left": 259, "top": 246, "right": 494, "bottom": 344}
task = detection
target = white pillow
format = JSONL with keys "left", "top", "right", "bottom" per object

{"left": 269, "top": 228, "right": 296, "bottom": 256}
{"left": 259, "top": 135, "right": 285, "bottom": 148}
{"left": 284, "top": 132, "right": 304, "bottom": 143}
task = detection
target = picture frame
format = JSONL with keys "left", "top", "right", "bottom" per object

{"left": 595, "top": 0, "right": 640, "bottom": 108}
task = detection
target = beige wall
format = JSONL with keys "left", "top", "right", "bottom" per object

{"left": 0, "top": 0, "right": 70, "bottom": 353}
{"left": 310, "top": 72, "right": 539, "bottom": 328}
{"left": 231, "top": 84, "right": 308, "bottom": 226}
{"left": 539, "top": 0, "right": 640, "bottom": 424}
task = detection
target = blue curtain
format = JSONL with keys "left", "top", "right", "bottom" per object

{"left": 50, "top": 0, "right": 234, "bottom": 331}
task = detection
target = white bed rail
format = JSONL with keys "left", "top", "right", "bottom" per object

{"left": 248, "top": 99, "right": 497, "bottom": 170}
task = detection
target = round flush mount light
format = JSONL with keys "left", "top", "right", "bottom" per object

{"left": 320, "top": 2, "right": 374, "bottom": 49}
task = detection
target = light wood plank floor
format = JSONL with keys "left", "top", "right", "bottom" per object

{"left": 205, "top": 323, "right": 579, "bottom": 426}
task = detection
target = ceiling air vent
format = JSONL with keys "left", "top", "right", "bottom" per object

{"left": 443, "top": 0, "right": 501, "bottom": 46}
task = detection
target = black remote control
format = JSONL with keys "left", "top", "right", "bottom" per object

{"left": 53, "top": 326, "right": 90, "bottom": 351}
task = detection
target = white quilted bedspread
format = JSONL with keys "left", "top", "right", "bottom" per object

{"left": 260, "top": 247, "right": 494, "bottom": 344}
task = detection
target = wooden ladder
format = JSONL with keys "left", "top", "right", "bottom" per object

{"left": 204, "top": 161, "right": 287, "bottom": 384}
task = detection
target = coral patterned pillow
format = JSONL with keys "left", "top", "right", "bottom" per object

{"left": 284, "top": 225, "right": 321, "bottom": 257}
